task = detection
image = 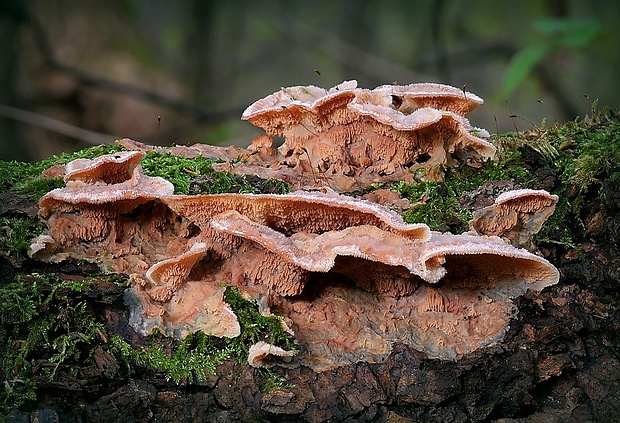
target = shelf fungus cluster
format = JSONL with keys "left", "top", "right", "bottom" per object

{"left": 240, "top": 80, "right": 495, "bottom": 189}
{"left": 30, "top": 151, "right": 560, "bottom": 371}
{"left": 119, "top": 80, "right": 495, "bottom": 192}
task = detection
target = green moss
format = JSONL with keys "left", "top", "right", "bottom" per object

{"left": 0, "top": 144, "right": 125, "bottom": 199}
{"left": 223, "top": 286, "right": 296, "bottom": 351}
{"left": 0, "top": 273, "right": 105, "bottom": 417}
{"left": 107, "top": 286, "right": 295, "bottom": 384}
{"left": 140, "top": 151, "right": 290, "bottom": 195}
{"left": 1, "top": 273, "right": 296, "bottom": 417}
{"left": 448, "top": 146, "right": 533, "bottom": 191}
{"left": 0, "top": 216, "right": 46, "bottom": 263}
{"left": 548, "top": 108, "right": 620, "bottom": 195}
{"left": 140, "top": 151, "right": 212, "bottom": 194}
{"left": 107, "top": 331, "right": 232, "bottom": 384}
{"left": 259, "top": 367, "right": 297, "bottom": 392}
{"left": 110, "top": 286, "right": 294, "bottom": 380}
{"left": 393, "top": 145, "right": 535, "bottom": 232}
{"left": 396, "top": 182, "right": 470, "bottom": 232}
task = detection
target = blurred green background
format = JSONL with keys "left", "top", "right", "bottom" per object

{"left": 1, "top": 0, "right": 617, "bottom": 161}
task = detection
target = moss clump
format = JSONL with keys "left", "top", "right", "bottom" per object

{"left": 223, "top": 286, "right": 296, "bottom": 351}
{"left": 0, "top": 273, "right": 295, "bottom": 417}
{"left": 446, "top": 146, "right": 532, "bottom": 191}
{"left": 548, "top": 108, "right": 620, "bottom": 195}
{"left": 532, "top": 193, "right": 584, "bottom": 254}
{"left": 393, "top": 146, "right": 534, "bottom": 232}
{"left": 140, "top": 151, "right": 290, "bottom": 195}
{"left": 395, "top": 182, "right": 471, "bottom": 232}
{"left": 0, "top": 273, "right": 107, "bottom": 417}
{"left": 108, "top": 287, "right": 295, "bottom": 385}
{"left": 528, "top": 108, "right": 619, "bottom": 251}
{"left": 0, "top": 144, "right": 125, "bottom": 199}
{"left": 0, "top": 217, "right": 45, "bottom": 263}
{"left": 107, "top": 331, "right": 232, "bottom": 384}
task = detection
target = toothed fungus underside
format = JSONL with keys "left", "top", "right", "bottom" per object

{"left": 31, "top": 149, "right": 558, "bottom": 371}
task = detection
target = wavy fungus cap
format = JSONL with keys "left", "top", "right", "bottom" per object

{"left": 241, "top": 80, "right": 494, "bottom": 188}
{"left": 469, "top": 189, "right": 559, "bottom": 246}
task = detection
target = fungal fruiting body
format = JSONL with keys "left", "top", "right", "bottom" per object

{"left": 240, "top": 80, "right": 495, "bottom": 190}
{"left": 114, "top": 81, "right": 495, "bottom": 192}
{"left": 468, "top": 189, "right": 559, "bottom": 247}
{"left": 30, "top": 151, "right": 560, "bottom": 371}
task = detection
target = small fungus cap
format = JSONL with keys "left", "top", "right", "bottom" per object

{"left": 39, "top": 151, "right": 174, "bottom": 216}
{"left": 381, "top": 82, "right": 484, "bottom": 114}
{"left": 64, "top": 151, "right": 146, "bottom": 184}
{"left": 248, "top": 341, "right": 295, "bottom": 368}
{"left": 241, "top": 80, "right": 358, "bottom": 135}
{"left": 469, "top": 189, "right": 559, "bottom": 245}
{"left": 494, "top": 189, "right": 559, "bottom": 212}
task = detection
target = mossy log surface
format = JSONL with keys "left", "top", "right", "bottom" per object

{"left": 1, "top": 110, "right": 620, "bottom": 422}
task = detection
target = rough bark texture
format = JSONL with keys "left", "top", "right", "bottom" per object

{"left": 3, "top": 148, "right": 620, "bottom": 423}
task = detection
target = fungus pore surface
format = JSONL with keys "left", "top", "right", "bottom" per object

{"left": 239, "top": 80, "right": 495, "bottom": 190}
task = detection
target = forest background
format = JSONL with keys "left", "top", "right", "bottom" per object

{"left": 0, "top": 0, "right": 618, "bottom": 162}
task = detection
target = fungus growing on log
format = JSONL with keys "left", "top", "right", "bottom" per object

{"left": 30, "top": 146, "right": 559, "bottom": 371}
{"left": 115, "top": 81, "right": 493, "bottom": 192}
{"left": 162, "top": 190, "right": 431, "bottom": 242}
{"left": 468, "top": 189, "right": 559, "bottom": 247}
{"left": 30, "top": 151, "right": 175, "bottom": 269}
{"left": 266, "top": 232, "right": 559, "bottom": 370}
{"left": 127, "top": 243, "right": 241, "bottom": 339}
{"left": 210, "top": 212, "right": 428, "bottom": 296}
{"left": 381, "top": 82, "right": 484, "bottom": 114}
{"left": 63, "top": 150, "right": 146, "bottom": 184}
{"left": 248, "top": 341, "right": 295, "bottom": 368}
{"left": 240, "top": 80, "right": 495, "bottom": 189}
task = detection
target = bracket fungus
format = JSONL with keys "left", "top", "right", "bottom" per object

{"left": 30, "top": 150, "right": 176, "bottom": 269}
{"left": 31, "top": 128, "right": 557, "bottom": 371}
{"left": 468, "top": 189, "right": 559, "bottom": 247}
{"left": 240, "top": 80, "right": 495, "bottom": 190}
{"left": 266, "top": 232, "right": 559, "bottom": 370}
{"left": 118, "top": 81, "right": 496, "bottom": 193}
{"left": 248, "top": 341, "right": 295, "bottom": 368}
{"left": 63, "top": 150, "right": 147, "bottom": 185}
{"left": 127, "top": 242, "right": 241, "bottom": 339}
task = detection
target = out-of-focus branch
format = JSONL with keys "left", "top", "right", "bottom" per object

{"left": 25, "top": 10, "right": 242, "bottom": 123}
{"left": 0, "top": 104, "right": 116, "bottom": 145}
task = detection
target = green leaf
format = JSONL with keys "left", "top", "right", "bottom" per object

{"left": 501, "top": 44, "right": 551, "bottom": 99}
{"left": 533, "top": 18, "right": 601, "bottom": 48}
